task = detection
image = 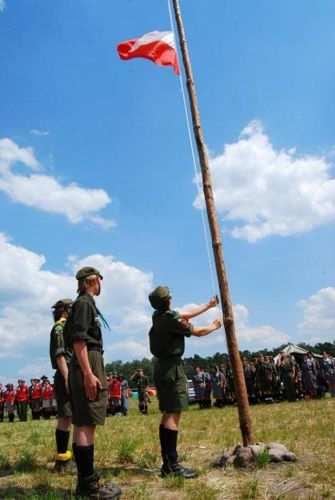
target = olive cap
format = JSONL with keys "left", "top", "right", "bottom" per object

{"left": 75, "top": 266, "right": 103, "bottom": 281}
{"left": 52, "top": 298, "right": 73, "bottom": 310}
{"left": 148, "top": 286, "right": 171, "bottom": 309}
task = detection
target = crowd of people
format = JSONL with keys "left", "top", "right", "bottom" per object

{"left": 192, "top": 351, "right": 335, "bottom": 408}
{"left": 2, "top": 352, "right": 334, "bottom": 423}
{"left": 0, "top": 370, "right": 152, "bottom": 423}
{"left": 0, "top": 377, "right": 58, "bottom": 423}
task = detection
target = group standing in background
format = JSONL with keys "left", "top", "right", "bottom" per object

{"left": 0, "top": 377, "right": 58, "bottom": 423}
{"left": 192, "top": 351, "right": 335, "bottom": 408}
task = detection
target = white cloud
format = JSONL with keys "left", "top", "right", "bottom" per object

{"left": 30, "top": 129, "right": 49, "bottom": 137}
{"left": 0, "top": 137, "right": 115, "bottom": 227}
{"left": 298, "top": 287, "right": 335, "bottom": 332}
{"left": 0, "top": 234, "right": 153, "bottom": 362}
{"left": 0, "top": 0, "right": 5, "bottom": 12}
{"left": 3, "top": 233, "right": 288, "bottom": 366}
{"left": 194, "top": 120, "right": 335, "bottom": 242}
{"left": 88, "top": 215, "right": 117, "bottom": 230}
{"left": 179, "top": 302, "right": 288, "bottom": 352}
{"left": 0, "top": 138, "right": 39, "bottom": 173}
{"left": 18, "top": 358, "right": 53, "bottom": 381}
{"left": 106, "top": 340, "right": 150, "bottom": 360}
{"left": 72, "top": 253, "right": 154, "bottom": 335}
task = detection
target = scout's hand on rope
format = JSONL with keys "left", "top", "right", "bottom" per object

{"left": 84, "top": 372, "right": 102, "bottom": 401}
{"left": 208, "top": 295, "right": 219, "bottom": 309}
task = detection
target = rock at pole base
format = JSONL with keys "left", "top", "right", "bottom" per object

{"left": 214, "top": 442, "right": 297, "bottom": 469}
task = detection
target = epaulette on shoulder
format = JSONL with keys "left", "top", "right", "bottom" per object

{"left": 166, "top": 310, "right": 179, "bottom": 319}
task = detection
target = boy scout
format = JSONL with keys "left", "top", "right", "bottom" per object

{"left": 148, "top": 286, "right": 221, "bottom": 478}
{"left": 65, "top": 267, "right": 121, "bottom": 499}
{"left": 50, "top": 299, "right": 73, "bottom": 472}
{"left": 130, "top": 369, "right": 149, "bottom": 414}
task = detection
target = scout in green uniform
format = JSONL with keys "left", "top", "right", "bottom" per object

{"left": 50, "top": 299, "right": 74, "bottom": 473}
{"left": 130, "top": 369, "right": 149, "bottom": 414}
{"left": 65, "top": 267, "right": 121, "bottom": 499}
{"left": 148, "top": 286, "right": 221, "bottom": 478}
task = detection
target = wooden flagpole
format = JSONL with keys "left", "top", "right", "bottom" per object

{"left": 171, "top": 0, "right": 254, "bottom": 446}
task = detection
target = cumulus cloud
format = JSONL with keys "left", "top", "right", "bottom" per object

{"left": 0, "top": 232, "right": 289, "bottom": 369}
{"left": 106, "top": 340, "right": 150, "bottom": 360}
{"left": 0, "top": 234, "right": 153, "bottom": 361}
{"left": 18, "top": 358, "right": 53, "bottom": 381}
{"left": 298, "top": 287, "right": 335, "bottom": 332}
{"left": 179, "top": 302, "right": 288, "bottom": 352}
{"left": 72, "top": 253, "right": 154, "bottom": 334}
{"left": 0, "top": 137, "right": 115, "bottom": 227}
{"left": 194, "top": 120, "right": 335, "bottom": 242}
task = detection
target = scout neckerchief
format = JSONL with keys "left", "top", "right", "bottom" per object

{"left": 96, "top": 307, "right": 111, "bottom": 331}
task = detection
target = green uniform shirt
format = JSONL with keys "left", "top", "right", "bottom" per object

{"left": 133, "top": 374, "right": 149, "bottom": 391}
{"left": 149, "top": 309, "right": 193, "bottom": 359}
{"left": 49, "top": 318, "right": 72, "bottom": 370}
{"left": 64, "top": 293, "right": 103, "bottom": 350}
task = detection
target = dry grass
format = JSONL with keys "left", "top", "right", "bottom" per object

{"left": 0, "top": 398, "right": 334, "bottom": 499}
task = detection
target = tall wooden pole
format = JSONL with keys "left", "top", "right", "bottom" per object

{"left": 171, "top": 0, "right": 254, "bottom": 446}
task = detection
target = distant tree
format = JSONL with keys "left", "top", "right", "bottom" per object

{"left": 104, "top": 339, "right": 335, "bottom": 384}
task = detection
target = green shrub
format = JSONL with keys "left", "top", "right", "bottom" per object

{"left": 116, "top": 437, "right": 138, "bottom": 464}
{"left": 16, "top": 449, "right": 37, "bottom": 472}
{"left": 255, "top": 449, "right": 271, "bottom": 468}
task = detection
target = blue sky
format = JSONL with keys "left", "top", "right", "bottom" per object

{"left": 0, "top": 0, "right": 334, "bottom": 381}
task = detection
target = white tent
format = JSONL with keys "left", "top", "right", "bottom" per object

{"left": 274, "top": 343, "right": 322, "bottom": 364}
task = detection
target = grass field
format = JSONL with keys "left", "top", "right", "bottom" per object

{"left": 0, "top": 397, "right": 334, "bottom": 499}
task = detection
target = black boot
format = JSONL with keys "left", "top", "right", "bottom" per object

{"left": 160, "top": 428, "right": 197, "bottom": 479}
{"left": 75, "top": 472, "right": 121, "bottom": 499}
{"left": 54, "top": 459, "right": 76, "bottom": 474}
{"left": 54, "top": 430, "right": 75, "bottom": 473}
{"left": 161, "top": 461, "right": 198, "bottom": 479}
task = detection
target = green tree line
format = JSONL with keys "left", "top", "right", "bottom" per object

{"left": 105, "top": 341, "right": 335, "bottom": 386}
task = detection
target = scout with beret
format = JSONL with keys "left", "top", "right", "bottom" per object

{"left": 49, "top": 298, "right": 74, "bottom": 473}
{"left": 65, "top": 266, "right": 121, "bottom": 499}
{"left": 148, "top": 286, "right": 222, "bottom": 478}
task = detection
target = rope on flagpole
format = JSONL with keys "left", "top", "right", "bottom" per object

{"left": 167, "top": 0, "right": 221, "bottom": 315}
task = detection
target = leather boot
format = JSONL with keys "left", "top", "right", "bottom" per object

{"left": 75, "top": 472, "right": 122, "bottom": 499}
{"left": 54, "top": 459, "right": 76, "bottom": 474}
{"left": 161, "top": 460, "right": 198, "bottom": 479}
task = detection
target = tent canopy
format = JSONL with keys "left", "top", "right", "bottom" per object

{"left": 274, "top": 343, "right": 322, "bottom": 364}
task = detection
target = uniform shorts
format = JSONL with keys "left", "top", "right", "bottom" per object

{"left": 153, "top": 358, "right": 188, "bottom": 413}
{"left": 69, "top": 351, "right": 108, "bottom": 426}
{"left": 54, "top": 370, "right": 72, "bottom": 418}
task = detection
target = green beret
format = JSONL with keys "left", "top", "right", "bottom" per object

{"left": 75, "top": 266, "right": 103, "bottom": 281}
{"left": 52, "top": 298, "right": 73, "bottom": 310}
{"left": 149, "top": 286, "right": 171, "bottom": 309}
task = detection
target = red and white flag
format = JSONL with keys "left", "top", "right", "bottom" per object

{"left": 117, "top": 31, "right": 180, "bottom": 75}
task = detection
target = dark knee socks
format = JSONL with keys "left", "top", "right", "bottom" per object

{"left": 55, "top": 429, "right": 70, "bottom": 454}
{"left": 73, "top": 444, "right": 94, "bottom": 478}
{"left": 160, "top": 426, "right": 178, "bottom": 465}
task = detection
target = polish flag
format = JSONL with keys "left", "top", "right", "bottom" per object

{"left": 117, "top": 31, "right": 180, "bottom": 75}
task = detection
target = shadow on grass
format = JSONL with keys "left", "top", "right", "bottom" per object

{"left": 0, "top": 485, "right": 70, "bottom": 499}
{"left": 99, "top": 464, "right": 159, "bottom": 477}
{"left": 0, "top": 469, "right": 14, "bottom": 478}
